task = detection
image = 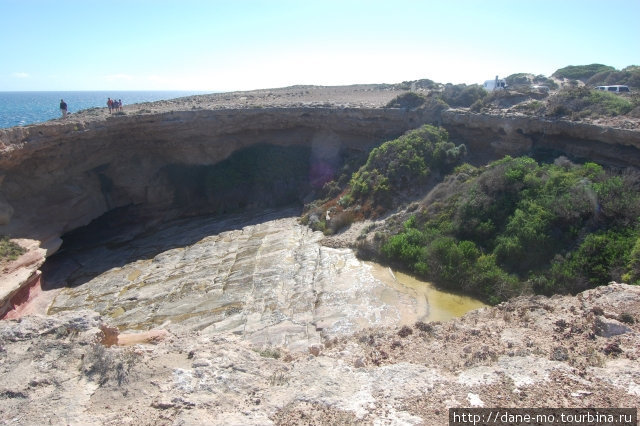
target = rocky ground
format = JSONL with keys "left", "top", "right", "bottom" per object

{"left": 68, "top": 84, "right": 408, "bottom": 124}
{"left": 63, "top": 82, "right": 639, "bottom": 131}
{"left": 1, "top": 283, "right": 638, "bottom": 425}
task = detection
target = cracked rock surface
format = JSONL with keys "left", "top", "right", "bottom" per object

{"left": 45, "top": 210, "right": 423, "bottom": 352}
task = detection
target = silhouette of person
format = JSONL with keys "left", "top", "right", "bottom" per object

{"left": 107, "top": 97, "right": 113, "bottom": 114}
{"left": 60, "top": 99, "right": 68, "bottom": 118}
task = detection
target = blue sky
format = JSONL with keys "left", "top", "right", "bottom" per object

{"left": 1, "top": 0, "right": 638, "bottom": 91}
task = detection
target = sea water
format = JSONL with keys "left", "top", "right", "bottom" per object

{"left": 0, "top": 91, "right": 207, "bottom": 129}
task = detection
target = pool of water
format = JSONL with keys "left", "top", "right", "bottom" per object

{"left": 368, "top": 262, "right": 487, "bottom": 322}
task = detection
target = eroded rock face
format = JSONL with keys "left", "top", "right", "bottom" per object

{"left": 1, "top": 100, "right": 638, "bottom": 254}
{"left": 45, "top": 210, "right": 424, "bottom": 352}
{"left": 441, "top": 109, "right": 640, "bottom": 166}
{"left": 0, "top": 107, "right": 431, "bottom": 249}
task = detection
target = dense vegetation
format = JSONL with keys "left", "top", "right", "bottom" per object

{"left": 552, "top": 64, "right": 616, "bottom": 82}
{"left": 386, "top": 84, "right": 487, "bottom": 110}
{"left": 303, "top": 125, "right": 466, "bottom": 235}
{"left": 347, "top": 125, "right": 466, "bottom": 208}
{"left": 381, "top": 156, "right": 640, "bottom": 304}
{"left": 311, "top": 64, "right": 640, "bottom": 304}
{"left": 385, "top": 92, "right": 428, "bottom": 109}
{"left": 439, "top": 84, "right": 487, "bottom": 108}
{"left": 551, "top": 64, "right": 640, "bottom": 89}
{"left": 586, "top": 65, "right": 640, "bottom": 89}
{"left": 546, "top": 86, "right": 637, "bottom": 118}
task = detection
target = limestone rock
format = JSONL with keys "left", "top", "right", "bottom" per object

{"left": 45, "top": 212, "right": 428, "bottom": 351}
{"left": 594, "top": 316, "right": 633, "bottom": 338}
{"left": 1, "top": 283, "right": 639, "bottom": 424}
{"left": 0, "top": 106, "right": 429, "bottom": 249}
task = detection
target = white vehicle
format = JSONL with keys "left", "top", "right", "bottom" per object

{"left": 531, "top": 85, "right": 550, "bottom": 92}
{"left": 483, "top": 76, "right": 507, "bottom": 91}
{"left": 595, "top": 85, "right": 630, "bottom": 93}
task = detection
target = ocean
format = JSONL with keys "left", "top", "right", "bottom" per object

{"left": 0, "top": 91, "right": 208, "bottom": 129}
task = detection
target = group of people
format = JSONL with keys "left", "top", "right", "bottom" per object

{"left": 58, "top": 97, "right": 125, "bottom": 119}
{"left": 107, "top": 97, "right": 123, "bottom": 113}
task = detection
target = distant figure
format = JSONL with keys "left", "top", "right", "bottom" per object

{"left": 118, "top": 99, "right": 123, "bottom": 111}
{"left": 60, "top": 99, "right": 68, "bottom": 118}
{"left": 107, "top": 97, "right": 113, "bottom": 114}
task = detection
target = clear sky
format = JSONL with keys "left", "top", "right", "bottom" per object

{"left": 1, "top": 0, "right": 638, "bottom": 92}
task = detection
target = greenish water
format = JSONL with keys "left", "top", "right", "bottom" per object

{"left": 368, "top": 262, "right": 487, "bottom": 322}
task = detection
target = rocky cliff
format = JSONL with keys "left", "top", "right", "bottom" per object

{"left": 0, "top": 107, "right": 434, "bottom": 253}
{"left": 442, "top": 109, "right": 640, "bottom": 167}
{"left": 1, "top": 86, "right": 640, "bottom": 318}
{"left": 2, "top": 88, "right": 639, "bottom": 251}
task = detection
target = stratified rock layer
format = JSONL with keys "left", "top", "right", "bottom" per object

{"left": 442, "top": 109, "right": 640, "bottom": 166}
{"left": 45, "top": 211, "right": 423, "bottom": 352}
{"left": 2, "top": 95, "right": 638, "bottom": 254}
{"left": 0, "top": 107, "right": 432, "bottom": 248}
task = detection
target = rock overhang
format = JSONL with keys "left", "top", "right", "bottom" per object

{"left": 1, "top": 103, "right": 640, "bottom": 257}
{"left": 0, "top": 107, "right": 434, "bottom": 252}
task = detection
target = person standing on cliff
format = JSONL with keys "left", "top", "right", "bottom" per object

{"left": 107, "top": 97, "right": 113, "bottom": 114}
{"left": 60, "top": 99, "right": 68, "bottom": 118}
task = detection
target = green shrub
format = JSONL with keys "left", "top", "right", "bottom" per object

{"left": 626, "top": 236, "right": 640, "bottom": 285}
{"left": 552, "top": 64, "right": 615, "bottom": 82}
{"left": 379, "top": 155, "right": 640, "bottom": 303}
{"left": 514, "top": 100, "right": 544, "bottom": 114}
{"left": 440, "top": 84, "right": 487, "bottom": 108}
{"left": 547, "top": 229, "right": 637, "bottom": 293}
{"left": 327, "top": 211, "right": 356, "bottom": 234}
{"left": 505, "top": 73, "right": 531, "bottom": 86}
{"left": 494, "top": 200, "right": 555, "bottom": 273}
{"left": 0, "top": 236, "right": 25, "bottom": 261}
{"left": 348, "top": 125, "right": 466, "bottom": 205}
{"left": 546, "top": 87, "right": 633, "bottom": 118}
{"left": 587, "top": 65, "right": 640, "bottom": 89}
{"left": 338, "top": 193, "right": 353, "bottom": 207}
{"left": 386, "top": 92, "right": 427, "bottom": 109}
{"left": 588, "top": 91, "right": 633, "bottom": 116}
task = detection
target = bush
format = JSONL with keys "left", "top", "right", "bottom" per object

{"left": 513, "top": 100, "right": 545, "bottom": 114}
{"left": 505, "top": 73, "right": 558, "bottom": 90}
{"left": 546, "top": 87, "right": 633, "bottom": 118}
{"left": 547, "top": 229, "right": 637, "bottom": 293}
{"left": 348, "top": 125, "right": 466, "bottom": 205}
{"left": 552, "top": 64, "right": 615, "bottom": 82}
{"left": 440, "top": 84, "right": 487, "bottom": 108}
{"left": 587, "top": 65, "right": 640, "bottom": 89}
{"left": 327, "top": 211, "right": 356, "bottom": 234}
{"left": 82, "top": 344, "right": 137, "bottom": 386}
{"left": 626, "top": 236, "right": 640, "bottom": 285}
{"left": 386, "top": 92, "right": 427, "bottom": 109}
{"left": 379, "top": 156, "right": 640, "bottom": 303}
{"left": 0, "top": 236, "right": 25, "bottom": 261}
{"left": 588, "top": 91, "right": 634, "bottom": 116}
